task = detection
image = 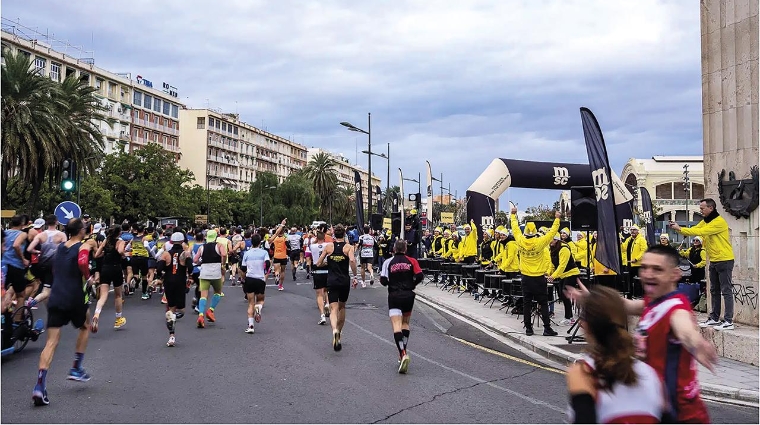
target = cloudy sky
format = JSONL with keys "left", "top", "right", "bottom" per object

{"left": 3, "top": 0, "right": 703, "bottom": 209}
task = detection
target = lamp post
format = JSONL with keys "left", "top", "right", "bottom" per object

{"left": 260, "top": 184, "right": 276, "bottom": 228}
{"left": 431, "top": 173, "right": 443, "bottom": 223}
{"left": 341, "top": 113, "right": 371, "bottom": 221}
{"left": 402, "top": 177, "right": 421, "bottom": 194}
{"left": 682, "top": 164, "right": 691, "bottom": 241}
{"left": 361, "top": 143, "right": 388, "bottom": 213}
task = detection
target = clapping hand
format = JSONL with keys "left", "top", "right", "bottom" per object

{"left": 563, "top": 279, "right": 589, "bottom": 303}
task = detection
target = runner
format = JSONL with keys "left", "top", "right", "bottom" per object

{"left": 240, "top": 234, "right": 269, "bottom": 334}
{"left": 303, "top": 230, "right": 314, "bottom": 280}
{"left": 229, "top": 227, "right": 245, "bottom": 286}
{"left": 270, "top": 219, "right": 288, "bottom": 290}
{"left": 308, "top": 231, "right": 331, "bottom": 324}
{"left": 192, "top": 229, "right": 227, "bottom": 328}
{"left": 2, "top": 215, "right": 30, "bottom": 311}
{"left": 315, "top": 224, "right": 358, "bottom": 351}
{"left": 157, "top": 232, "right": 192, "bottom": 346}
{"left": 26, "top": 215, "right": 67, "bottom": 308}
{"left": 190, "top": 230, "right": 204, "bottom": 313}
{"left": 32, "top": 218, "right": 95, "bottom": 406}
{"left": 91, "top": 225, "right": 126, "bottom": 330}
{"left": 380, "top": 239, "right": 423, "bottom": 374}
{"left": 129, "top": 225, "right": 152, "bottom": 300}
{"left": 119, "top": 223, "right": 135, "bottom": 295}
{"left": 358, "top": 225, "right": 376, "bottom": 288}
{"left": 286, "top": 227, "right": 303, "bottom": 281}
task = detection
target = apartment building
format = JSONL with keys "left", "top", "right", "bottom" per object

{"left": 1, "top": 23, "right": 183, "bottom": 158}
{"left": 306, "top": 148, "right": 382, "bottom": 212}
{"left": 179, "top": 109, "right": 308, "bottom": 191}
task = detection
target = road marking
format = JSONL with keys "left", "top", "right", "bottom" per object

{"left": 450, "top": 336, "right": 564, "bottom": 375}
{"left": 347, "top": 319, "right": 566, "bottom": 414}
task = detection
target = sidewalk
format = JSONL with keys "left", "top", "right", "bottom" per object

{"left": 415, "top": 282, "right": 759, "bottom": 405}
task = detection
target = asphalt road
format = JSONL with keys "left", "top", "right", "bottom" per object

{"left": 2, "top": 268, "right": 757, "bottom": 423}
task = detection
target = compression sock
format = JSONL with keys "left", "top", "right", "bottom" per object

{"left": 209, "top": 293, "right": 221, "bottom": 310}
{"left": 73, "top": 352, "right": 84, "bottom": 369}
{"left": 37, "top": 369, "right": 47, "bottom": 386}
{"left": 141, "top": 279, "right": 148, "bottom": 294}
{"left": 248, "top": 317, "right": 254, "bottom": 326}
{"left": 198, "top": 297, "right": 207, "bottom": 315}
{"left": 402, "top": 329, "right": 410, "bottom": 350}
{"left": 394, "top": 332, "right": 405, "bottom": 357}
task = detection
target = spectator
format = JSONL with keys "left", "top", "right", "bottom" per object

{"left": 670, "top": 198, "right": 735, "bottom": 330}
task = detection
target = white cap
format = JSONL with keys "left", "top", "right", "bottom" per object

{"left": 170, "top": 232, "right": 185, "bottom": 243}
{"left": 93, "top": 223, "right": 102, "bottom": 233}
{"left": 33, "top": 218, "right": 45, "bottom": 229}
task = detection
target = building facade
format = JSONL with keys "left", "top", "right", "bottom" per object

{"left": 1, "top": 24, "right": 184, "bottom": 159}
{"left": 179, "top": 109, "right": 308, "bottom": 191}
{"left": 306, "top": 148, "right": 381, "bottom": 212}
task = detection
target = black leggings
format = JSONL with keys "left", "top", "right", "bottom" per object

{"left": 555, "top": 276, "right": 574, "bottom": 320}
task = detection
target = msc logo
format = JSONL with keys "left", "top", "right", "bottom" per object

{"left": 553, "top": 167, "right": 570, "bottom": 185}
{"left": 622, "top": 219, "right": 633, "bottom": 232}
{"left": 641, "top": 211, "right": 652, "bottom": 224}
{"left": 591, "top": 168, "right": 610, "bottom": 201}
{"left": 355, "top": 181, "right": 361, "bottom": 192}
{"left": 481, "top": 216, "right": 494, "bottom": 227}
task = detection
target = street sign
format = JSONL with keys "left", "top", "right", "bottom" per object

{"left": 440, "top": 212, "right": 454, "bottom": 224}
{"left": 195, "top": 215, "right": 208, "bottom": 224}
{"left": 55, "top": 201, "right": 81, "bottom": 225}
{"left": 383, "top": 217, "right": 392, "bottom": 229}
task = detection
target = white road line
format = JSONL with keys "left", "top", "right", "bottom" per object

{"left": 346, "top": 319, "right": 566, "bottom": 414}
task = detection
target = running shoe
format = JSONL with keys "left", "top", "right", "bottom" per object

{"left": 278, "top": 284, "right": 284, "bottom": 291}
{"left": 245, "top": 325, "right": 255, "bottom": 334}
{"left": 90, "top": 316, "right": 99, "bottom": 333}
{"left": 318, "top": 315, "right": 326, "bottom": 325}
{"left": 166, "top": 335, "right": 175, "bottom": 347}
{"left": 175, "top": 311, "right": 184, "bottom": 319}
{"left": 197, "top": 315, "right": 205, "bottom": 328}
{"left": 114, "top": 317, "right": 126, "bottom": 329}
{"left": 559, "top": 318, "right": 572, "bottom": 326}
{"left": 220, "top": 292, "right": 225, "bottom": 297}
{"left": 141, "top": 293, "right": 149, "bottom": 300}
{"left": 361, "top": 282, "right": 367, "bottom": 288}
{"left": 369, "top": 279, "right": 374, "bottom": 286}
{"left": 332, "top": 330, "right": 341, "bottom": 351}
{"left": 254, "top": 307, "right": 261, "bottom": 323}
{"left": 161, "top": 294, "right": 167, "bottom": 304}
{"left": 205, "top": 309, "right": 216, "bottom": 323}
{"left": 714, "top": 321, "right": 735, "bottom": 331}
{"left": 398, "top": 354, "right": 410, "bottom": 374}
{"left": 32, "top": 385, "right": 49, "bottom": 406}
{"left": 193, "top": 306, "right": 200, "bottom": 314}
{"left": 699, "top": 318, "right": 721, "bottom": 328}
{"left": 324, "top": 304, "right": 330, "bottom": 317}
{"left": 66, "top": 367, "right": 91, "bottom": 382}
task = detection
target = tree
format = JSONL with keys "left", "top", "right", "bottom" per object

{"left": 522, "top": 204, "right": 555, "bottom": 222}
{"left": 275, "top": 171, "right": 317, "bottom": 226}
{"left": 494, "top": 211, "right": 509, "bottom": 226}
{"left": 303, "top": 152, "right": 338, "bottom": 218}
{"left": 382, "top": 185, "right": 401, "bottom": 216}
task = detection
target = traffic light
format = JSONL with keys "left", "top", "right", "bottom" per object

{"left": 61, "top": 158, "right": 76, "bottom": 192}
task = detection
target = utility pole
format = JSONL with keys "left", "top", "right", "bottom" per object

{"left": 682, "top": 164, "right": 690, "bottom": 242}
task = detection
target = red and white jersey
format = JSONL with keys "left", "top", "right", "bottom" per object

{"left": 568, "top": 355, "right": 665, "bottom": 424}
{"left": 634, "top": 292, "right": 709, "bottom": 423}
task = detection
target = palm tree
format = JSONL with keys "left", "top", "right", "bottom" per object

{"left": 303, "top": 152, "right": 338, "bottom": 218}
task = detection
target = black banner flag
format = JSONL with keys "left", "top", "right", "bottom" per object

{"left": 640, "top": 187, "right": 656, "bottom": 247}
{"left": 354, "top": 171, "right": 365, "bottom": 230}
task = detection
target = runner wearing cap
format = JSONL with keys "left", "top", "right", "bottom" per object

{"left": 26, "top": 218, "right": 47, "bottom": 301}
{"left": 192, "top": 229, "right": 227, "bottom": 328}
{"left": 157, "top": 232, "right": 192, "bottom": 346}
{"left": 26, "top": 216, "right": 67, "bottom": 308}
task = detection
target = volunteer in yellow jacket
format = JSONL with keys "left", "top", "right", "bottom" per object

{"left": 559, "top": 228, "right": 578, "bottom": 261}
{"left": 575, "top": 232, "right": 588, "bottom": 269}
{"left": 548, "top": 237, "right": 580, "bottom": 325}
{"left": 459, "top": 220, "right": 479, "bottom": 264}
{"left": 510, "top": 207, "right": 560, "bottom": 337}
{"left": 590, "top": 232, "right": 617, "bottom": 289}
{"left": 622, "top": 225, "right": 648, "bottom": 296}
{"left": 670, "top": 198, "right": 735, "bottom": 330}
{"left": 680, "top": 237, "right": 706, "bottom": 284}
{"left": 430, "top": 228, "right": 445, "bottom": 283}
{"left": 479, "top": 229, "right": 494, "bottom": 267}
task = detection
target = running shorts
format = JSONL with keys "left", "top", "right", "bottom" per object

{"left": 327, "top": 284, "right": 350, "bottom": 304}
{"left": 163, "top": 279, "right": 186, "bottom": 309}
{"left": 199, "top": 278, "right": 223, "bottom": 294}
{"left": 147, "top": 258, "right": 157, "bottom": 269}
{"left": 121, "top": 257, "right": 131, "bottom": 271}
{"left": 304, "top": 250, "right": 312, "bottom": 258}
{"left": 273, "top": 258, "right": 288, "bottom": 266}
{"left": 388, "top": 292, "right": 415, "bottom": 314}
{"left": 360, "top": 256, "right": 374, "bottom": 265}
{"left": 243, "top": 277, "right": 266, "bottom": 295}
{"left": 289, "top": 250, "right": 301, "bottom": 262}
{"left": 4, "top": 265, "right": 29, "bottom": 294}
{"left": 47, "top": 305, "right": 88, "bottom": 329}
{"left": 100, "top": 265, "right": 124, "bottom": 288}
{"left": 35, "top": 264, "right": 54, "bottom": 288}
{"left": 131, "top": 256, "right": 149, "bottom": 278}
{"left": 312, "top": 273, "right": 328, "bottom": 290}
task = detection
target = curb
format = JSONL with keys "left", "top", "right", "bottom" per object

{"left": 416, "top": 291, "right": 759, "bottom": 406}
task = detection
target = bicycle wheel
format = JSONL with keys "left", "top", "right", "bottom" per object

{"left": 11, "top": 305, "right": 33, "bottom": 353}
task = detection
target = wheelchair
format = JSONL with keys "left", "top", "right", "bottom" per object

{"left": 1, "top": 304, "right": 44, "bottom": 357}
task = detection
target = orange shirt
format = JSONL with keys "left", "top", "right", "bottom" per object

{"left": 324, "top": 235, "right": 334, "bottom": 243}
{"left": 273, "top": 236, "right": 287, "bottom": 259}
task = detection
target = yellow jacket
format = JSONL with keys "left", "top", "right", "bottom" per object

{"left": 441, "top": 238, "right": 454, "bottom": 259}
{"left": 493, "top": 239, "right": 520, "bottom": 272}
{"left": 510, "top": 214, "right": 560, "bottom": 277}
{"left": 459, "top": 220, "right": 478, "bottom": 258}
{"left": 431, "top": 235, "right": 446, "bottom": 256}
{"left": 680, "top": 247, "right": 707, "bottom": 268}
{"left": 622, "top": 235, "right": 648, "bottom": 267}
{"left": 620, "top": 235, "right": 629, "bottom": 266}
{"left": 678, "top": 215, "right": 735, "bottom": 262}
{"left": 575, "top": 238, "right": 588, "bottom": 268}
{"left": 550, "top": 243, "right": 580, "bottom": 279}
{"left": 591, "top": 243, "right": 617, "bottom": 276}
{"left": 542, "top": 246, "right": 552, "bottom": 275}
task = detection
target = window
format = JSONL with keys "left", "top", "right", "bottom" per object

{"left": 95, "top": 78, "right": 103, "bottom": 90}
{"left": 34, "top": 57, "right": 46, "bottom": 75}
{"left": 208, "top": 117, "right": 214, "bottom": 128}
{"left": 215, "top": 119, "right": 220, "bottom": 129}
{"left": 50, "top": 62, "right": 60, "bottom": 81}
{"left": 163, "top": 135, "right": 168, "bottom": 144}
{"left": 673, "top": 183, "right": 689, "bottom": 200}
{"left": 19, "top": 50, "right": 31, "bottom": 58}
{"left": 163, "top": 101, "right": 170, "bottom": 116}
{"left": 197, "top": 117, "right": 205, "bottom": 129}
{"left": 153, "top": 98, "right": 161, "bottom": 113}
{"left": 133, "top": 91, "right": 142, "bottom": 106}
{"left": 234, "top": 126, "right": 238, "bottom": 135}
{"left": 655, "top": 183, "right": 673, "bottom": 200}
{"left": 171, "top": 104, "right": 178, "bottom": 118}
{"left": 144, "top": 95, "right": 152, "bottom": 110}
{"left": 222, "top": 122, "right": 227, "bottom": 132}
{"left": 133, "top": 128, "right": 140, "bottom": 139}
{"left": 692, "top": 183, "right": 704, "bottom": 200}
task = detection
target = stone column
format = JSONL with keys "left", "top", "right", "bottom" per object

{"left": 701, "top": 0, "right": 759, "bottom": 325}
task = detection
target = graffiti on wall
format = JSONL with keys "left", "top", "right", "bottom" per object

{"left": 733, "top": 283, "right": 759, "bottom": 310}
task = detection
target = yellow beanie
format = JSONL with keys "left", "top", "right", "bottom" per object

{"left": 525, "top": 222, "right": 538, "bottom": 236}
{"left": 538, "top": 226, "right": 548, "bottom": 235}
{"left": 435, "top": 227, "right": 442, "bottom": 233}
{"left": 561, "top": 227, "right": 570, "bottom": 235}
{"left": 486, "top": 229, "right": 494, "bottom": 237}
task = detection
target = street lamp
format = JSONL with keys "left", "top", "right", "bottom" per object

{"left": 260, "top": 184, "right": 276, "bottom": 228}
{"left": 361, "top": 143, "right": 389, "bottom": 213}
{"left": 341, "top": 113, "right": 371, "bottom": 221}
{"left": 402, "top": 177, "right": 421, "bottom": 194}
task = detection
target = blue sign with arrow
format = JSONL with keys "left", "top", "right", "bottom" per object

{"left": 55, "top": 201, "right": 81, "bottom": 225}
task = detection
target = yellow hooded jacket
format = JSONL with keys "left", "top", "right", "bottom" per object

{"left": 591, "top": 242, "right": 617, "bottom": 276}
{"left": 549, "top": 242, "right": 580, "bottom": 280}
{"left": 575, "top": 236, "right": 588, "bottom": 268}
{"left": 510, "top": 214, "right": 560, "bottom": 277}
{"left": 678, "top": 215, "right": 734, "bottom": 262}
{"left": 680, "top": 247, "right": 707, "bottom": 268}
{"left": 622, "top": 234, "right": 648, "bottom": 267}
{"left": 459, "top": 220, "right": 478, "bottom": 258}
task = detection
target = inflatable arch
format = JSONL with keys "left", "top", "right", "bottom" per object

{"left": 465, "top": 158, "right": 634, "bottom": 236}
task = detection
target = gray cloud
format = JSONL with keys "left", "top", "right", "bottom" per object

{"left": 4, "top": 0, "right": 703, "bottom": 208}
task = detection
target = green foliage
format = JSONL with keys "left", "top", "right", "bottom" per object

{"left": 522, "top": 204, "right": 555, "bottom": 222}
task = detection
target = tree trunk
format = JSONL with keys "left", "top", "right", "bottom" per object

{"left": 24, "top": 168, "right": 46, "bottom": 217}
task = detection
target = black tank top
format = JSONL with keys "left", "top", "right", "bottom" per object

{"left": 165, "top": 245, "right": 188, "bottom": 284}
{"left": 201, "top": 242, "right": 222, "bottom": 264}
{"left": 327, "top": 241, "right": 350, "bottom": 287}
{"left": 103, "top": 241, "right": 122, "bottom": 266}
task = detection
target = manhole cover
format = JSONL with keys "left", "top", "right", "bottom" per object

{"left": 344, "top": 303, "right": 378, "bottom": 310}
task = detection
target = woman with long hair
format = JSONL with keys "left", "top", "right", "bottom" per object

{"left": 92, "top": 225, "right": 127, "bottom": 331}
{"left": 566, "top": 285, "right": 669, "bottom": 423}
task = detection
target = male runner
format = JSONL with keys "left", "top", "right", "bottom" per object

{"left": 3, "top": 215, "right": 30, "bottom": 311}
{"left": 192, "top": 229, "right": 227, "bottom": 328}
{"left": 270, "top": 219, "right": 288, "bottom": 290}
{"left": 316, "top": 224, "right": 358, "bottom": 351}
{"left": 157, "top": 232, "right": 192, "bottom": 346}
{"left": 216, "top": 227, "right": 234, "bottom": 286}
{"left": 240, "top": 235, "right": 270, "bottom": 334}
{"left": 128, "top": 224, "right": 152, "bottom": 300}
{"left": 286, "top": 227, "right": 303, "bottom": 281}
{"left": 358, "top": 226, "right": 376, "bottom": 287}
{"left": 32, "top": 218, "right": 94, "bottom": 406}
{"left": 229, "top": 227, "right": 245, "bottom": 286}
{"left": 380, "top": 239, "right": 423, "bottom": 373}
{"left": 309, "top": 231, "right": 331, "bottom": 324}
{"left": 26, "top": 215, "right": 67, "bottom": 307}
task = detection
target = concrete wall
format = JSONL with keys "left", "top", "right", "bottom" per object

{"left": 701, "top": 0, "right": 759, "bottom": 325}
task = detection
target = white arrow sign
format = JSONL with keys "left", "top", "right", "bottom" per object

{"left": 61, "top": 206, "right": 74, "bottom": 219}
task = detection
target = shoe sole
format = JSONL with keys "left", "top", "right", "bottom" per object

{"left": 32, "top": 393, "right": 49, "bottom": 406}
{"left": 332, "top": 333, "right": 341, "bottom": 351}
{"left": 399, "top": 356, "right": 410, "bottom": 374}
{"left": 66, "top": 375, "right": 90, "bottom": 382}
{"left": 197, "top": 321, "right": 205, "bottom": 328}
{"left": 245, "top": 329, "right": 254, "bottom": 334}
{"left": 167, "top": 341, "right": 175, "bottom": 347}
{"left": 254, "top": 312, "right": 261, "bottom": 323}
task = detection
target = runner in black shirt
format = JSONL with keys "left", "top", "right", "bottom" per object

{"left": 380, "top": 240, "right": 423, "bottom": 374}
{"left": 316, "top": 224, "right": 357, "bottom": 351}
